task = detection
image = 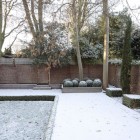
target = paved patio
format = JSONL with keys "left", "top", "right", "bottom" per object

{"left": 51, "top": 91, "right": 140, "bottom": 140}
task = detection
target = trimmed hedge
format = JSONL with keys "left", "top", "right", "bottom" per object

{"left": 123, "top": 95, "right": 140, "bottom": 108}
{"left": 62, "top": 78, "right": 102, "bottom": 87}
{"left": 106, "top": 88, "right": 122, "bottom": 97}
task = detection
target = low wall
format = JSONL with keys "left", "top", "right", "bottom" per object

{"left": 0, "top": 58, "right": 140, "bottom": 94}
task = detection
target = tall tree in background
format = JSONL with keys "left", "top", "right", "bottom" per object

{"left": 0, "top": 0, "right": 24, "bottom": 55}
{"left": 0, "top": 0, "right": 2, "bottom": 54}
{"left": 121, "top": 15, "right": 132, "bottom": 94}
{"left": 22, "top": 0, "right": 45, "bottom": 53}
{"left": 22, "top": 0, "right": 71, "bottom": 84}
{"left": 102, "top": 0, "right": 109, "bottom": 89}
{"left": 22, "top": 0, "right": 51, "bottom": 84}
{"left": 68, "top": 0, "right": 89, "bottom": 80}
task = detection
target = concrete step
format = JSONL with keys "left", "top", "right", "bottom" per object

{"left": 0, "top": 84, "right": 37, "bottom": 89}
{"left": 33, "top": 85, "right": 51, "bottom": 90}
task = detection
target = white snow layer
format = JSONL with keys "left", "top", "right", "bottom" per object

{"left": 0, "top": 89, "right": 140, "bottom": 140}
{"left": 51, "top": 92, "right": 140, "bottom": 140}
{"left": 106, "top": 88, "right": 122, "bottom": 91}
{"left": 124, "top": 94, "right": 140, "bottom": 99}
{"left": 0, "top": 101, "right": 53, "bottom": 140}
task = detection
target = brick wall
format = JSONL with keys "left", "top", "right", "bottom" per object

{"left": 0, "top": 58, "right": 140, "bottom": 94}
{"left": 109, "top": 64, "right": 140, "bottom": 94}
{"left": 130, "top": 65, "right": 140, "bottom": 93}
{"left": 50, "top": 65, "right": 103, "bottom": 84}
{"left": 0, "top": 64, "right": 48, "bottom": 84}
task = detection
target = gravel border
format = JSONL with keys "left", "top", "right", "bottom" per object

{"left": 45, "top": 95, "right": 59, "bottom": 140}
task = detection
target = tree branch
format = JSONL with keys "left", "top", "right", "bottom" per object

{"left": 22, "top": 0, "right": 36, "bottom": 39}
{"left": 9, "top": 29, "right": 24, "bottom": 48}
{"left": 5, "top": 20, "right": 25, "bottom": 38}
{"left": 38, "top": 0, "right": 43, "bottom": 32}
{"left": 31, "top": 0, "right": 39, "bottom": 32}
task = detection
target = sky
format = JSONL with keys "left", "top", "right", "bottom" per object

{"left": 117, "top": 0, "right": 140, "bottom": 24}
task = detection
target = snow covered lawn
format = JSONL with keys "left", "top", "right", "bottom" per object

{"left": 0, "top": 101, "right": 53, "bottom": 140}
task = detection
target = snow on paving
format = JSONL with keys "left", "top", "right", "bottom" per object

{"left": 0, "top": 89, "right": 140, "bottom": 140}
{"left": 51, "top": 92, "right": 140, "bottom": 140}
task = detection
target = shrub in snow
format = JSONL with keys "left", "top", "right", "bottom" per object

{"left": 63, "top": 79, "right": 71, "bottom": 84}
{"left": 109, "top": 59, "right": 140, "bottom": 66}
{"left": 109, "top": 59, "right": 122, "bottom": 65}
{"left": 73, "top": 78, "right": 80, "bottom": 82}
{"left": 63, "top": 81, "right": 73, "bottom": 87}
{"left": 123, "top": 95, "right": 140, "bottom": 108}
{"left": 83, "top": 77, "right": 90, "bottom": 81}
{"left": 72, "top": 80, "right": 79, "bottom": 87}
{"left": 132, "top": 60, "right": 140, "bottom": 65}
{"left": 86, "top": 79, "right": 93, "bottom": 87}
{"left": 80, "top": 40, "right": 103, "bottom": 60}
{"left": 106, "top": 88, "right": 122, "bottom": 97}
{"left": 93, "top": 79, "right": 102, "bottom": 87}
{"left": 131, "top": 29, "right": 140, "bottom": 60}
{"left": 79, "top": 81, "right": 87, "bottom": 87}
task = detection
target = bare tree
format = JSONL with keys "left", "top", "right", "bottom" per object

{"left": 0, "top": 0, "right": 24, "bottom": 55}
{"left": 22, "top": 0, "right": 70, "bottom": 84}
{"left": 68, "top": 0, "right": 92, "bottom": 80}
{"left": 68, "top": 0, "right": 102, "bottom": 80}
{"left": 69, "top": 0, "right": 86, "bottom": 80}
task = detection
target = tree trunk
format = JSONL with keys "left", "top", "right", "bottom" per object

{"left": 72, "top": 0, "right": 84, "bottom": 80}
{"left": 75, "top": 21, "right": 83, "bottom": 80}
{"left": 0, "top": 0, "right": 2, "bottom": 54}
{"left": 22, "top": 0, "right": 36, "bottom": 40}
{"left": 103, "top": 0, "right": 109, "bottom": 89}
{"left": 31, "top": 0, "right": 39, "bottom": 33}
{"left": 38, "top": 0, "right": 43, "bottom": 32}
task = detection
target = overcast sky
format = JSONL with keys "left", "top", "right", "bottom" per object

{"left": 121, "top": 0, "right": 140, "bottom": 24}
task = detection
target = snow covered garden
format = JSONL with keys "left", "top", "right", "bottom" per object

{"left": 0, "top": 89, "right": 140, "bottom": 140}
{"left": 0, "top": 101, "right": 53, "bottom": 140}
{"left": 0, "top": 0, "right": 140, "bottom": 140}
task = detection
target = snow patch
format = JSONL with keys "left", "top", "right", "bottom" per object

{"left": 107, "top": 88, "right": 122, "bottom": 91}
{"left": 124, "top": 94, "right": 140, "bottom": 99}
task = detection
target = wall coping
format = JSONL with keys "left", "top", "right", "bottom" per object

{"left": 0, "top": 58, "right": 33, "bottom": 65}
{"left": 0, "top": 58, "right": 139, "bottom": 67}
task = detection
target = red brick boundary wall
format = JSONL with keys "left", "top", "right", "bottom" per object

{"left": 50, "top": 65, "right": 103, "bottom": 84}
{"left": 0, "top": 58, "right": 49, "bottom": 84}
{"left": 109, "top": 64, "right": 140, "bottom": 94}
{"left": 0, "top": 58, "right": 140, "bottom": 94}
{"left": 0, "top": 64, "right": 49, "bottom": 84}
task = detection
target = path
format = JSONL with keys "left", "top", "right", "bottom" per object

{"left": 51, "top": 92, "right": 140, "bottom": 140}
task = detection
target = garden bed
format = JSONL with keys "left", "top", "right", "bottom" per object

{"left": 0, "top": 95, "right": 58, "bottom": 140}
{"left": 61, "top": 85, "right": 102, "bottom": 93}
